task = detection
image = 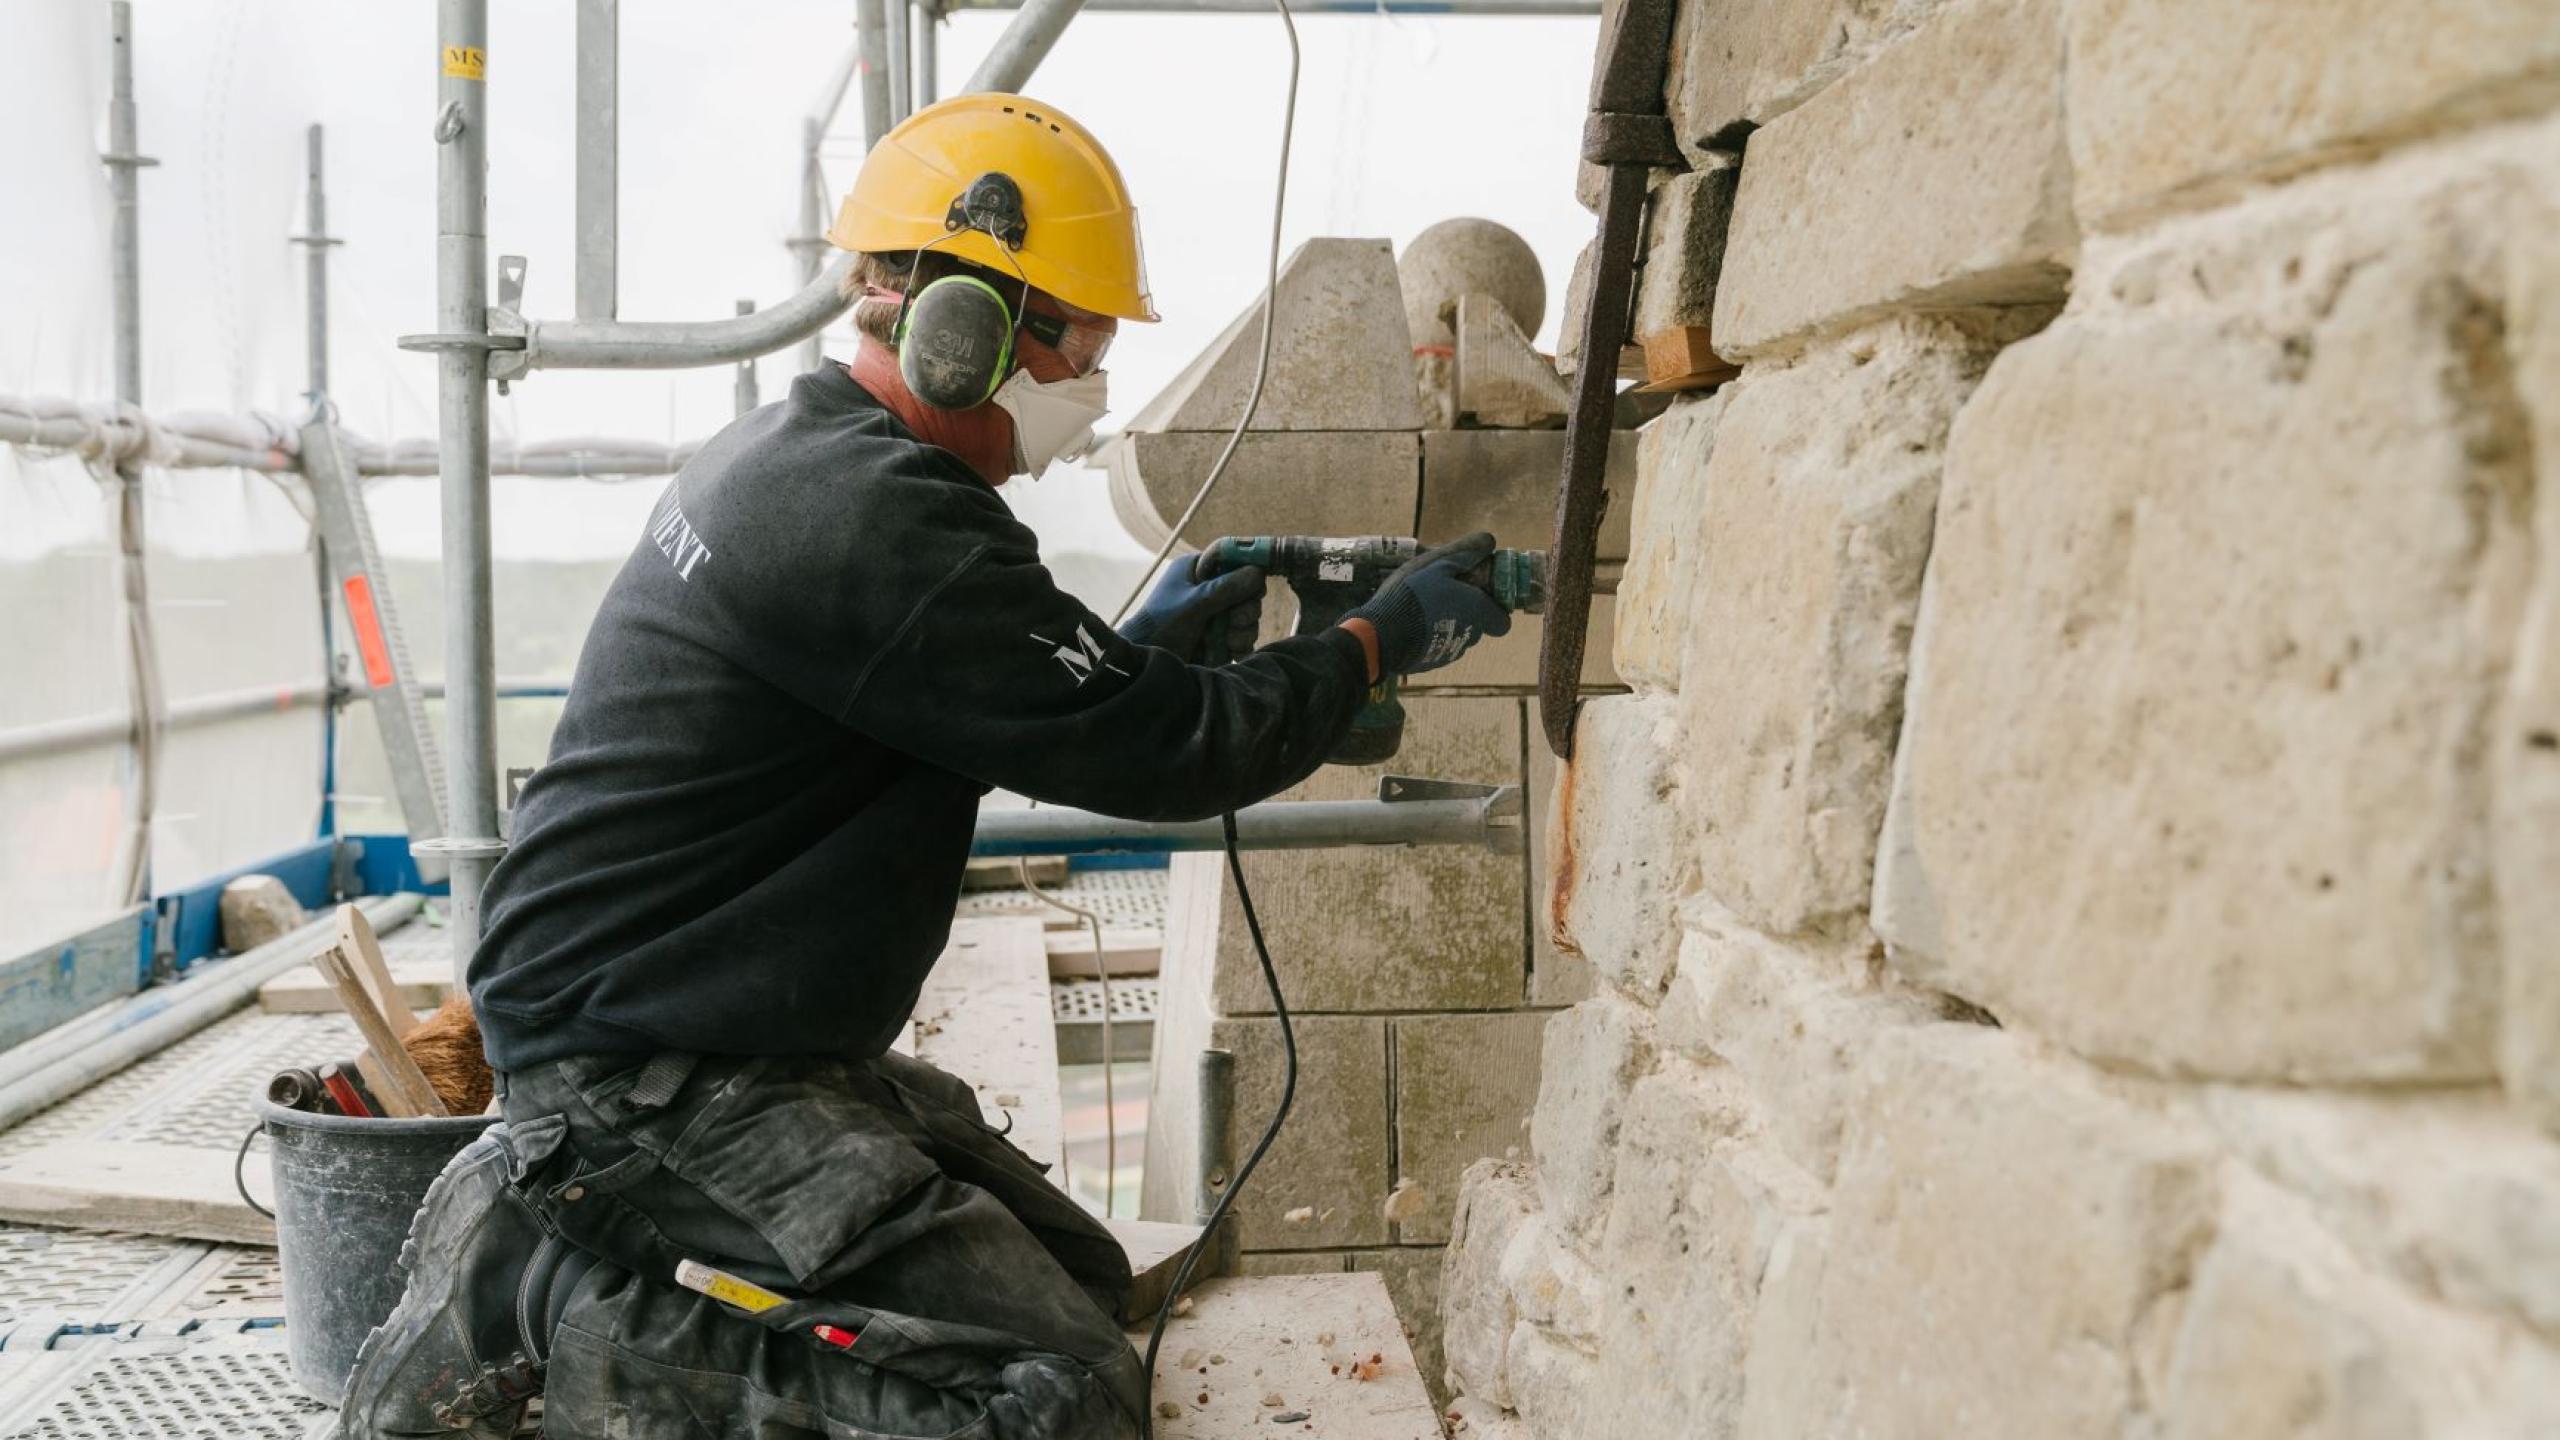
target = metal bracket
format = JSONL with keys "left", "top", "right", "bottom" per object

{"left": 412, "top": 835, "right": 508, "bottom": 862}
{"left": 488, "top": 257, "right": 532, "bottom": 387}
{"left": 1380, "top": 775, "right": 1498, "bottom": 804}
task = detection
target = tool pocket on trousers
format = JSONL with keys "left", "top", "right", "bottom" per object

{"left": 656, "top": 1058, "right": 942, "bottom": 1286}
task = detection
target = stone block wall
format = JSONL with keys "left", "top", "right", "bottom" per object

{"left": 1442, "top": 2, "right": 2560, "bottom": 1434}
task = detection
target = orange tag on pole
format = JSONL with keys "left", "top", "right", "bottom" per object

{"left": 343, "top": 576, "right": 396, "bottom": 689}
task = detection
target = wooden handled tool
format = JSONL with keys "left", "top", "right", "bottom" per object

{"left": 312, "top": 942, "right": 447, "bottom": 1118}
{"left": 335, "top": 903, "right": 417, "bottom": 1037}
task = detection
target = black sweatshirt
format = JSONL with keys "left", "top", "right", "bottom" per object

{"left": 470, "top": 364, "right": 1368, "bottom": 1070}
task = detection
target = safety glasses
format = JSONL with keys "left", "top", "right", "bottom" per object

{"left": 1018, "top": 308, "right": 1115, "bottom": 378}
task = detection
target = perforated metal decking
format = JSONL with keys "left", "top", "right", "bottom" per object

{"left": 0, "top": 873, "right": 1171, "bottom": 1436}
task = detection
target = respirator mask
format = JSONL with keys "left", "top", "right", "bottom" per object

{"left": 993, "top": 368, "right": 1109, "bottom": 477}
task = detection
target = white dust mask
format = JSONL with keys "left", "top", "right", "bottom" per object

{"left": 993, "top": 368, "right": 1109, "bottom": 478}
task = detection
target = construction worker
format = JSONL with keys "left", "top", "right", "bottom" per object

{"left": 328, "top": 94, "right": 1509, "bottom": 1440}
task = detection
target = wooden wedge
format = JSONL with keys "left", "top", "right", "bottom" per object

{"left": 335, "top": 903, "right": 417, "bottom": 1036}
{"left": 313, "top": 944, "right": 447, "bottom": 1117}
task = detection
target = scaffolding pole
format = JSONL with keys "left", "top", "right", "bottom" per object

{"left": 575, "top": 0, "right": 619, "bottom": 320}
{"left": 964, "top": 0, "right": 1087, "bottom": 93}
{"left": 291, "top": 125, "right": 341, "bottom": 404}
{"left": 917, "top": 2, "right": 939, "bottom": 105}
{"left": 734, "top": 300, "right": 760, "bottom": 415}
{"left": 103, "top": 1, "right": 164, "bottom": 910}
{"left": 426, "top": 0, "right": 506, "bottom": 989}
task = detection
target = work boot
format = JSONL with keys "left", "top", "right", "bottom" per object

{"left": 323, "top": 1118, "right": 582, "bottom": 1439}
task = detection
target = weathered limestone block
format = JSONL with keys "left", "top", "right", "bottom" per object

{"left": 1443, "top": 1396, "right": 1532, "bottom": 1440}
{"left": 2156, "top": 1176, "right": 2560, "bottom": 1439}
{"left": 1738, "top": 1026, "right": 2217, "bottom": 1438}
{"left": 1663, "top": 0, "right": 1954, "bottom": 161}
{"left": 1875, "top": 130, "right": 2556, "bottom": 1080}
{"left": 1209, "top": 1014, "right": 1388, "bottom": 1252}
{"left": 1504, "top": 1322, "right": 1598, "bottom": 1440}
{"left": 2068, "top": 0, "right": 2560, "bottom": 232}
{"left": 1528, "top": 995, "right": 1656, "bottom": 1246}
{"left": 218, "top": 875, "right": 304, "bottom": 955}
{"left": 1210, "top": 697, "right": 1524, "bottom": 1015}
{"left": 1549, "top": 695, "right": 1693, "bottom": 1000}
{"left": 1631, "top": 166, "right": 1740, "bottom": 363}
{"left": 1392, "top": 1011, "right": 1550, "bottom": 1244}
{"left": 1613, "top": 394, "right": 1721, "bottom": 694}
{"left": 1582, "top": 1066, "right": 1822, "bottom": 1440}
{"left": 1103, "top": 429, "right": 1418, "bottom": 551}
{"left": 1713, "top": 0, "right": 2075, "bottom": 357}
{"left": 1678, "top": 318, "right": 2003, "bottom": 937}
{"left": 1656, "top": 903, "right": 1941, "bottom": 1183}
{"left": 1441, "top": 1161, "right": 1541, "bottom": 1408}
{"left": 2202, "top": 1086, "right": 2560, "bottom": 1342}
{"left": 2502, "top": 177, "right": 2560, "bottom": 1130}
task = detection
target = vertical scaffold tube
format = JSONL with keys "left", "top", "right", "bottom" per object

{"left": 104, "top": 1, "right": 163, "bottom": 909}
{"left": 434, "top": 0, "right": 504, "bottom": 989}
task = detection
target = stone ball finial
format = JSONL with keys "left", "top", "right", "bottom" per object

{"left": 1399, "top": 218, "right": 1547, "bottom": 350}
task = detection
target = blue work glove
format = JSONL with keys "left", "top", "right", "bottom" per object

{"left": 1346, "top": 532, "right": 1513, "bottom": 675}
{"left": 1119, "top": 554, "right": 1268, "bottom": 664}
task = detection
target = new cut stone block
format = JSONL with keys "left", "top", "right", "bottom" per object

{"left": 1350, "top": 1245, "right": 1451, "bottom": 1407}
{"left": 1209, "top": 697, "right": 1524, "bottom": 1015}
{"left": 1210, "top": 1013, "right": 1389, "bottom": 1252}
{"left": 1738, "top": 1025, "right": 2218, "bottom": 1439}
{"left": 1102, "top": 429, "right": 1417, "bottom": 552}
{"left": 1874, "top": 134, "right": 2553, "bottom": 1080}
{"left": 1528, "top": 995, "right": 1656, "bottom": 1246}
{"left": 1125, "top": 237, "right": 1423, "bottom": 433}
{"left": 2068, "top": 0, "right": 2560, "bottom": 232}
{"left": 1549, "top": 695, "right": 1693, "bottom": 1000}
{"left": 1392, "top": 1012, "right": 1550, "bottom": 1245}
{"left": 1410, "top": 428, "right": 1636, "bottom": 692}
{"left": 1614, "top": 394, "right": 1722, "bottom": 694}
{"left": 1713, "top": 0, "right": 2075, "bottom": 357}
{"left": 1677, "top": 317, "right": 2005, "bottom": 937}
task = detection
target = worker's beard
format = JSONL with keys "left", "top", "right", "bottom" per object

{"left": 846, "top": 343, "right": 1015, "bottom": 486}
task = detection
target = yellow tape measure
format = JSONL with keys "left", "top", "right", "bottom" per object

{"left": 673, "top": 1259, "right": 789, "bottom": 1314}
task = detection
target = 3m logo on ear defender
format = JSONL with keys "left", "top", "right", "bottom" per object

{"left": 1029, "top": 625, "right": 1130, "bottom": 686}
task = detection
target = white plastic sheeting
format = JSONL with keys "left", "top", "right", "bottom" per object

{"left": 0, "top": 0, "right": 1594, "bottom": 956}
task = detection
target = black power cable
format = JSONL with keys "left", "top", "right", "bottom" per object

{"left": 1136, "top": 809, "right": 1296, "bottom": 1439}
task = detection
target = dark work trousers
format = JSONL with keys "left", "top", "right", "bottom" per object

{"left": 500, "top": 1050, "right": 1147, "bottom": 1440}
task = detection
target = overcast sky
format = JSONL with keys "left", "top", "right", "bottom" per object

{"left": 4, "top": 0, "right": 1598, "bottom": 562}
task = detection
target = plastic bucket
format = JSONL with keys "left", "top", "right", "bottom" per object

{"left": 259, "top": 1099, "right": 498, "bottom": 1405}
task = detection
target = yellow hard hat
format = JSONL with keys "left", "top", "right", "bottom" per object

{"left": 829, "top": 94, "right": 1158, "bottom": 323}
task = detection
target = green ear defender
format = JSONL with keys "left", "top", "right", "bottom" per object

{"left": 895, "top": 273, "right": 1017, "bottom": 410}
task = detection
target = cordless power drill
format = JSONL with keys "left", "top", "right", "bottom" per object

{"left": 1200, "top": 535, "right": 1548, "bottom": 764}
